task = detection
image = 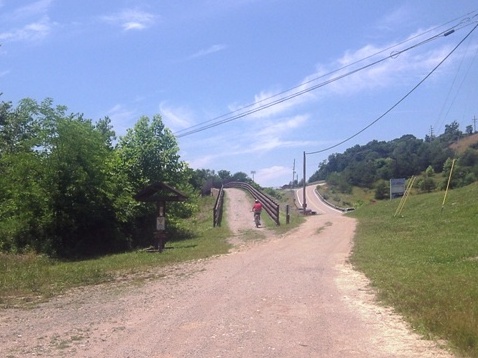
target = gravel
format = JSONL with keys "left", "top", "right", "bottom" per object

{"left": 0, "top": 188, "right": 454, "bottom": 357}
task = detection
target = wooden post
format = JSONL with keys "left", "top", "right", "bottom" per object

{"left": 156, "top": 201, "right": 166, "bottom": 252}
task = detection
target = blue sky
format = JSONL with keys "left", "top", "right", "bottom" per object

{"left": 1, "top": 1, "right": 477, "bottom": 187}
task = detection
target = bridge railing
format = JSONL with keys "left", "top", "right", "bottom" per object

{"left": 224, "top": 181, "right": 280, "bottom": 225}
{"left": 213, "top": 185, "right": 225, "bottom": 227}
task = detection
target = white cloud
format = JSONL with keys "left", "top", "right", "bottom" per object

{"left": 0, "top": 16, "right": 53, "bottom": 42}
{"left": 159, "top": 102, "right": 195, "bottom": 131}
{"left": 228, "top": 85, "right": 313, "bottom": 121}
{"left": 257, "top": 115, "right": 308, "bottom": 137}
{"left": 8, "top": 0, "right": 53, "bottom": 21}
{"left": 186, "top": 154, "right": 216, "bottom": 169}
{"left": 255, "top": 166, "right": 291, "bottom": 187}
{"left": 105, "top": 104, "right": 138, "bottom": 137}
{"left": 0, "top": 0, "right": 55, "bottom": 43}
{"left": 101, "top": 9, "right": 157, "bottom": 31}
{"left": 375, "top": 5, "right": 411, "bottom": 32}
{"left": 189, "top": 44, "right": 227, "bottom": 59}
{"left": 306, "top": 35, "right": 457, "bottom": 97}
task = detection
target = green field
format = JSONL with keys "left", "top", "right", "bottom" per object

{"left": 349, "top": 181, "right": 478, "bottom": 357}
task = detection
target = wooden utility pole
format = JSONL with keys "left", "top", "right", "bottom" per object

{"left": 302, "top": 151, "right": 307, "bottom": 213}
{"left": 292, "top": 159, "right": 296, "bottom": 188}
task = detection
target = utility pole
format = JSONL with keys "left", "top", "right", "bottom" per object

{"left": 292, "top": 159, "right": 296, "bottom": 188}
{"left": 473, "top": 116, "right": 477, "bottom": 133}
{"left": 302, "top": 151, "right": 307, "bottom": 213}
{"left": 250, "top": 170, "right": 256, "bottom": 182}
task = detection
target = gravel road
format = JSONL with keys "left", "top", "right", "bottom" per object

{"left": 0, "top": 188, "right": 454, "bottom": 357}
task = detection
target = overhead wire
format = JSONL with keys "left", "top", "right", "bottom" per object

{"left": 306, "top": 21, "right": 478, "bottom": 155}
{"left": 173, "top": 10, "right": 477, "bottom": 139}
{"left": 434, "top": 23, "right": 478, "bottom": 134}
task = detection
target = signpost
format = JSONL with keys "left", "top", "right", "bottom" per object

{"left": 134, "top": 182, "right": 188, "bottom": 252}
{"left": 390, "top": 178, "right": 406, "bottom": 199}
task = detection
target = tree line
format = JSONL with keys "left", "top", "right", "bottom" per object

{"left": 308, "top": 121, "right": 478, "bottom": 197}
{"left": 0, "top": 98, "right": 199, "bottom": 258}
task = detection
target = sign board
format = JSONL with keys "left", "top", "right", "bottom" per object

{"left": 390, "top": 178, "right": 406, "bottom": 199}
{"left": 156, "top": 217, "right": 166, "bottom": 231}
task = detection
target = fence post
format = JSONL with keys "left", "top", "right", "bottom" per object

{"left": 286, "top": 204, "right": 290, "bottom": 224}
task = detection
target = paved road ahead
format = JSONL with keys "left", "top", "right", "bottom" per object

{"left": 295, "top": 184, "right": 343, "bottom": 215}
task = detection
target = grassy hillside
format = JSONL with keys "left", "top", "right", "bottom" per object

{"left": 348, "top": 182, "right": 478, "bottom": 357}
{"left": 450, "top": 132, "right": 478, "bottom": 154}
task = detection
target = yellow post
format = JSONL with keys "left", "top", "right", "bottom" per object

{"left": 394, "top": 176, "right": 416, "bottom": 217}
{"left": 442, "top": 159, "right": 456, "bottom": 212}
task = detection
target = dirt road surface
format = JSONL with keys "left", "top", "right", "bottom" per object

{"left": 0, "top": 188, "right": 454, "bottom": 357}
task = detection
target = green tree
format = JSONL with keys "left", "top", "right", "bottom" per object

{"left": 0, "top": 99, "right": 126, "bottom": 256}
{"left": 218, "top": 170, "right": 231, "bottom": 182}
{"left": 116, "top": 115, "right": 195, "bottom": 245}
{"left": 231, "top": 171, "right": 250, "bottom": 182}
{"left": 441, "top": 121, "right": 463, "bottom": 144}
{"left": 117, "top": 115, "right": 187, "bottom": 188}
{"left": 374, "top": 180, "right": 389, "bottom": 200}
{"left": 43, "top": 116, "right": 126, "bottom": 257}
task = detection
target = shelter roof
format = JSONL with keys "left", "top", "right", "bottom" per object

{"left": 134, "top": 182, "right": 188, "bottom": 202}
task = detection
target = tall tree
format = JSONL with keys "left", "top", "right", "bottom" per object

{"left": 117, "top": 115, "right": 188, "bottom": 189}
{"left": 116, "top": 115, "right": 195, "bottom": 243}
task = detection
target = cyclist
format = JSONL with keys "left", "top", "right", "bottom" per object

{"left": 252, "top": 199, "right": 263, "bottom": 227}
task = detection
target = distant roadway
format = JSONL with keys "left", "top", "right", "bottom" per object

{"left": 294, "top": 184, "right": 343, "bottom": 216}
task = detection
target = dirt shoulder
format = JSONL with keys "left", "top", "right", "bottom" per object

{"left": 0, "top": 188, "right": 455, "bottom": 357}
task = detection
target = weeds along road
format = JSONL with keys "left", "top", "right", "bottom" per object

{"left": 0, "top": 188, "right": 453, "bottom": 357}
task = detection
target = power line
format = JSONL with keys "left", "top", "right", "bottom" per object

{"left": 173, "top": 11, "right": 477, "bottom": 139}
{"left": 305, "top": 22, "right": 478, "bottom": 155}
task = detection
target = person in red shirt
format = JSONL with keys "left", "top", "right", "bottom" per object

{"left": 252, "top": 199, "right": 262, "bottom": 227}
{"left": 252, "top": 199, "right": 262, "bottom": 212}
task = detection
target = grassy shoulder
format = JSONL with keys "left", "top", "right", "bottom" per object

{"left": 317, "top": 183, "right": 375, "bottom": 209}
{"left": 348, "top": 181, "right": 478, "bottom": 357}
{"left": 0, "top": 195, "right": 232, "bottom": 308}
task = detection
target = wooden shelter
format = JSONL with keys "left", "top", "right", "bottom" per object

{"left": 134, "top": 182, "right": 188, "bottom": 252}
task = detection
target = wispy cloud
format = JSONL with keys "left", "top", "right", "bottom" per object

{"left": 101, "top": 9, "right": 157, "bottom": 31}
{"left": 105, "top": 104, "right": 139, "bottom": 137}
{"left": 0, "top": 17, "right": 53, "bottom": 42}
{"left": 255, "top": 166, "right": 291, "bottom": 187}
{"left": 0, "top": 0, "right": 55, "bottom": 43}
{"left": 8, "top": 0, "right": 53, "bottom": 21}
{"left": 189, "top": 44, "right": 227, "bottom": 59}
{"left": 375, "top": 5, "right": 412, "bottom": 32}
{"left": 257, "top": 115, "right": 308, "bottom": 137}
{"left": 229, "top": 86, "right": 313, "bottom": 120}
{"left": 160, "top": 102, "right": 195, "bottom": 130}
{"left": 305, "top": 35, "right": 457, "bottom": 98}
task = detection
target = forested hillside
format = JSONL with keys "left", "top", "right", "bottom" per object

{"left": 309, "top": 121, "right": 478, "bottom": 196}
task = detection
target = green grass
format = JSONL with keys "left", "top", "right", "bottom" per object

{"left": 348, "top": 181, "right": 478, "bottom": 357}
{"left": 317, "top": 184, "right": 375, "bottom": 209}
{"left": 0, "top": 195, "right": 232, "bottom": 308}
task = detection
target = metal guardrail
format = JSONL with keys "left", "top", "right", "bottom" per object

{"left": 224, "top": 182, "right": 280, "bottom": 225}
{"left": 314, "top": 187, "right": 355, "bottom": 212}
{"left": 213, "top": 185, "right": 225, "bottom": 227}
